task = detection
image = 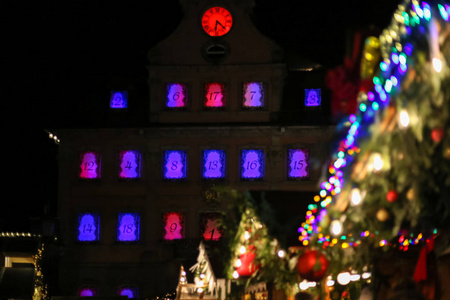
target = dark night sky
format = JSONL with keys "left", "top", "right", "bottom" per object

{"left": 1, "top": 0, "right": 400, "bottom": 230}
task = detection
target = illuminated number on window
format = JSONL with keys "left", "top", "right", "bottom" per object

{"left": 80, "top": 152, "right": 100, "bottom": 179}
{"left": 164, "top": 212, "right": 184, "bottom": 240}
{"left": 241, "top": 149, "right": 263, "bottom": 179}
{"left": 110, "top": 91, "right": 128, "bottom": 109}
{"left": 304, "top": 89, "right": 321, "bottom": 107}
{"left": 118, "top": 213, "right": 140, "bottom": 242}
{"left": 288, "top": 149, "right": 309, "bottom": 179}
{"left": 201, "top": 213, "right": 223, "bottom": 241}
{"left": 205, "top": 83, "right": 225, "bottom": 107}
{"left": 202, "top": 150, "right": 225, "bottom": 179}
{"left": 119, "top": 150, "right": 141, "bottom": 179}
{"left": 246, "top": 160, "right": 258, "bottom": 170}
{"left": 78, "top": 213, "right": 99, "bottom": 242}
{"left": 166, "top": 83, "right": 187, "bottom": 108}
{"left": 243, "top": 82, "right": 264, "bottom": 108}
{"left": 164, "top": 150, "right": 186, "bottom": 180}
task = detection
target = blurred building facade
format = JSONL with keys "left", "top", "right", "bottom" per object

{"left": 55, "top": 0, "right": 334, "bottom": 298}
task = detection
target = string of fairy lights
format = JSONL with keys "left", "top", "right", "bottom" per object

{"left": 299, "top": 0, "right": 449, "bottom": 251}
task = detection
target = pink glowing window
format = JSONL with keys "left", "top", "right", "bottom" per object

{"left": 287, "top": 149, "right": 309, "bottom": 179}
{"left": 78, "top": 287, "right": 97, "bottom": 297}
{"left": 163, "top": 150, "right": 186, "bottom": 180}
{"left": 110, "top": 91, "right": 128, "bottom": 109}
{"left": 204, "top": 83, "right": 225, "bottom": 108}
{"left": 202, "top": 149, "right": 225, "bottom": 179}
{"left": 305, "top": 89, "right": 321, "bottom": 107}
{"left": 163, "top": 212, "right": 184, "bottom": 240}
{"left": 243, "top": 82, "right": 264, "bottom": 108}
{"left": 166, "top": 83, "right": 187, "bottom": 108}
{"left": 117, "top": 213, "right": 140, "bottom": 242}
{"left": 77, "top": 213, "right": 100, "bottom": 242}
{"left": 240, "top": 149, "right": 264, "bottom": 180}
{"left": 79, "top": 152, "right": 101, "bottom": 179}
{"left": 118, "top": 286, "right": 138, "bottom": 299}
{"left": 200, "top": 213, "right": 223, "bottom": 241}
{"left": 119, "top": 150, "right": 141, "bottom": 179}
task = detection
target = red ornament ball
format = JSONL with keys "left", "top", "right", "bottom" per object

{"left": 296, "top": 249, "right": 329, "bottom": 281}
{"left": 386, "top": 190, "right": 398, "bottom": 203}
{"left": 431, "top": 128, "right": 445, "bottom": 143}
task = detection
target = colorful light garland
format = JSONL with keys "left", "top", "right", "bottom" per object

{"left": 299, "top": 0, "right": 449, "bottom": 250}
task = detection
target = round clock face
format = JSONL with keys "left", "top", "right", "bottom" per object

{"left": 201, "top": 7, "right": 233, "bottom": 37}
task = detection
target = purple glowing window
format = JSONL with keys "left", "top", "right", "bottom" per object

{"left": 79, "top": 287, "right": 97, "bottom": 297}
{"left": 118, "top": 287, "right": 138, "bottom": 299}
{"left": 201, "top": 213, "right": 223, "bottom": 241}
{"left": 163, "top": 150, "right": 186, "bottom": 180}
{"left": 243, "top": 82, "right": 264, "bottom": 108}
{"left": 117, "top": 213, "right": 140, "bottom": 242}
{"left": 119, "top": 150, "right": 141, "bottom": 179}
{"left": 287, "top": 149, "right": 309, "bottom": 179}
{"left": 305, "top": 89, "right": 321, "bottom": 107}
{"left": 77, "top": 213, "right": 99, "bottom": 242}
{"left": 163, "top": 212, "right": 184, "bottom": 240}
{"left": 166, "top": 83, "right": 187, "bottom": 108}
{"left": 240, "top": 149, "right": 264, "bottom": 180}
{"left": 202, "top": 149, "right": 225, "bottom": 179}
{"left": 110, "top": 91, "right": 128, "bottom": 109}
{"left": 204, "top": 83, "right": 225, "bottom": 108}
{"left": 80, "top": 152, "right": 101, "bottom": 179}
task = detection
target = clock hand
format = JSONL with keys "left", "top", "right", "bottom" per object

{"left": 215, "top": 20, "right": 226, "bottom": 31}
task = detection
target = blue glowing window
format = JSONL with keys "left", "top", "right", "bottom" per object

{"left": 205, "top": 83, "right": 225, "bottom": 108}
{"left": 79, "top": 152, "right": 101, "bottom": 179}
{"left": 78, "top": 287, "right": 97, "bottom": 297}
{"left": 118, "top": 286, "right": 138, "bottom": 299}
{"left": 240, "top": 149, "right": 264, "bottom": 180}
{"left": 202, "top": 149, "right": 225, "bottom": 179}
{"left": 77, "top": 213, "right": 100, "bottom": 242}
{"left": 163, "top": 150, "right": 187, "bottom": 180}
{"left": 287, "top": 149, "right": 309, "bottom": 179}
{"left": 110, "top": 91, "right": 128, "bottom": 109}
{"left": 243, "top": 82, "right": 264, "bottom": 108}
{"left": 117, "top": 213, "right": 140, "bottom": 242}
{"left": 305, "top": 89, "right": 321, "bottom": 107}
{"left": 166, "top": 83, "right": 187, "bottom": 108}
{"left": 164, "top": 212, "right": 184, "bottom": 240}
{"left": 119, "top": 150, "right": 141, "bottom": 179}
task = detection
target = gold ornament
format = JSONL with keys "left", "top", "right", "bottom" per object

{"left": 376, "top": 208, "right": 389, "bottom": 222}
{"left": 406, "top": 188, "right": 415, "bottom": 201}
{"left": 444, "top": 147, "right": 450, "bottom": 159}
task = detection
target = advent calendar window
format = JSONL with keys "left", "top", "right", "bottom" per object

{"left": 166, "top": 83, "right": 187, "bottom": 108}
{"left": 77, "top": 213, "right": 100, "bottom": 242}
{"left": 119, "top": 150, "right": 141, "bottom": 179}
{"left": 163, "top": 150, "right": 187, "bottom": 180}
{"left": 79, "top": 152, "right": 101, "bottom": 179}
{"left": 304, "top": 89, "right": 321, "bottom": 107}
{"left": 200, "top": 212, "right": 223, "bottom": 241}
{"left": 240, "top": 149, "right": 264, "bottom": 180}
{"left": 117, "top": 213, "right": 140, "bottom": 242}
{"left": 163, "top": 212, "right": 184, "bottom": 240}
{"left": 78, "top": 287, "right": 97, "bottom": 297}
{"left": 243, "top": 82, "right": 264, "bottom": 108}
{"left": 202, "top": 149, "right": 225, "bottom": 179}
{"left": 287, "top": 149, "right": 309, "bottom": 179}
{"left": 118, "top": 286, "right": 138, "bottom": 299}
{"left": 204, "top": 83, "right": 225, "bottom": 108}
{"left": 110, "top": 91, "right": 128, "bottom": 109}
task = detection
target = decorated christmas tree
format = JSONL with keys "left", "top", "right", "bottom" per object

{"left": 298, "top": 0, "right": 450, "bottom": 298}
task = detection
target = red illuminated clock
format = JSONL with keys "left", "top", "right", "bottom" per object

{"left": 201, "top": 7, "right": 233, "bottom": 37}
